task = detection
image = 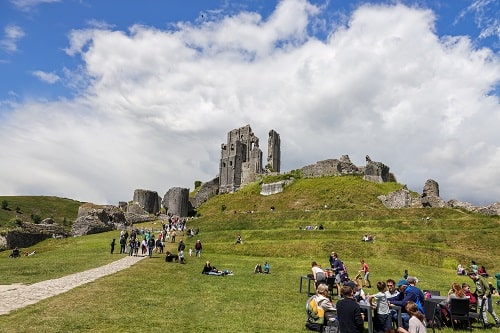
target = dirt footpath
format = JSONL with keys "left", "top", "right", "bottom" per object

{"left": 0, "top": 255, "right": 146, "bottom": 315}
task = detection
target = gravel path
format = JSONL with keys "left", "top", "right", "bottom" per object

{"left": 0, "top": 255, "right": 147, "bottom": 315}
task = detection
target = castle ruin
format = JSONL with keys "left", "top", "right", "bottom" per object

{"left": 219, "top": 125, "right": 280, "bottom": 193}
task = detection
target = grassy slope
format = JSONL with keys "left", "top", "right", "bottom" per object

{"left": 0, "top": 176, "right": 499, "bottom": 332}
{"left": 0, "top": 196, "right": 81, "bottom": 230}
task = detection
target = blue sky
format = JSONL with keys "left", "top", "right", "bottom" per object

{"left": 0, "top": 0, "right": 499, "bottom": 206}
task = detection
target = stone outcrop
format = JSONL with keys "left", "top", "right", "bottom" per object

{"left": 190, "top": 177, "right": 219, "bottom": 209}
{"left": 378, "top": 186, "right": 422, "bottom": 208}
{"left": 71, "top": 208, "right": 116, "bottom": 236}
{"left": 126, "top": 202, "right": 148, "bottom": 215}
{"left": 133, "top": 189, "right": 160, "bottom": 214}
{"left": 421, "top": 179, "right": 446, "bottom": 207}
{"left": 162, "top": 187, "right": 189, "bottom": 217}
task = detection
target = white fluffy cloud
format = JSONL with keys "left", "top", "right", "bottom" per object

{"left": 0, "top": 0, "right": 499, "bottom": 205}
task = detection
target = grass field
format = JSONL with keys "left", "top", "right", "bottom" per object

{"left": 0, "top": 176, "right": 499, "bottom": 332}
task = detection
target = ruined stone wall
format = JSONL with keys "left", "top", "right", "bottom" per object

{"left": 363, "top": 155, "right": 390, "bottom": 183}
{"left": 162, "top": 187, "right": 189, "bottom": 217}
{"left": 133, "top": 189, "right": 161, "bottom": 214}
{"left": 191, "top": 177, "right": 219, "bottom": 208}
{"left": 267, "top": 130, "right": 281, "bottom": 172}
{"left": 301, "top": 155, "right": 361, "bottom": 178}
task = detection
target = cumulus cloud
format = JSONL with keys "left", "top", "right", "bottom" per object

{"left": 10, "top": 0, "right": 61, "bottom": 12}
{"left": 0, "top": 25, "right": 25, "bottom": 53}
{"left": 31, "top": 70, "right": 60, "bottom": 84}
{"left": 0, "top": 0, "right": 499, "bottom": 205}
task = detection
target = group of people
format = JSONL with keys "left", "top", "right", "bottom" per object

{"left": 457, "top": 260, "right": 490, "bottom": 278}
{"left": 306, "top": 268, "right": 428, "bottom": 333}
{"left": 440, "top": 271, "right": 500, "bottom": 328}
{"left": 306, "top": 253, "right": 500, "bottom": 333}
{"left": 110, "top": 223, "right": 203, "bottom": 263}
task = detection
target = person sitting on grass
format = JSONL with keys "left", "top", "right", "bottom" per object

{"left": 9, "top": 247, "right": 21, "bottom": 258}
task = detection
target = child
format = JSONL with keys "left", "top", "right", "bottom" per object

{"left": 189, "top": 247, "right": 193, "bottom": 257}
{"left": 397, "top": 301, "right": 427, "bottom": 333}
{"left": 369, "top": 281, "right": 394, "bottom": 333}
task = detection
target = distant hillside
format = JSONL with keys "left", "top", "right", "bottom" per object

{"left": 0, "top": 196, "right": 81, "bottom": 230}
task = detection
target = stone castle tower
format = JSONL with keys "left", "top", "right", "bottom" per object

{"left": 219, "top": 124, "right": 280, "bottom": 193}
{"left": 267, "top": 129, "right": 281, "bottom": 173}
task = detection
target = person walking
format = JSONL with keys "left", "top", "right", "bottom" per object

{"left": 195, "top": 239, "right": 202, "bottom": 257}
{"left": 110, "top": 239, "right": 116, "bottom": 254}
{"left": 361, "top": 259, "right": 371, "bottom": 288}
{"left": 468, "top": 271, "right": 500, "bottom": 327}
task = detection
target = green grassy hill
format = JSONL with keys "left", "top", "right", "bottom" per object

{"left": 0, "top": 196, "right": 81, "bottom": 230}
{"left": 0, "top": 175, "right": 499, "bottom": 332}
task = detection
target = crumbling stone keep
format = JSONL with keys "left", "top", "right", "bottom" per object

{"left": 219, "top": 125, "right": 280, "bottom": 193}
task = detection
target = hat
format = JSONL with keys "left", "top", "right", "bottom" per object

{"left": 406, "top": 276, "right": 418, "bottom": 284}
{"left": 396, "top": 279, "right": 409, "bottom": 287}
{"left": 344, "top": 281, "right": 357, "bottom": 289}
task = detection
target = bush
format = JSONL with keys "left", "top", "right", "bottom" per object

{"left": 1, "top": 200, "right": 8, "bottom": 210}
{"left": 194, "top": 180, "right": 202, "bottom": 188}
{"left": 31, "top": 214, "right": 42, "bottom": 224}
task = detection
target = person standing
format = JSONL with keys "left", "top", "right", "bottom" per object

{"left": 195, "top": 239, "right": 202, "bottom": 257}
{"left": 147, "top": 236, "right": 155, "bottom": 258}
{"left": 329, "top": 252, "right": 343, "bottom": 296}
{"left": 110, "top": 239, "right": 116, "bottom": 254}
{"left": 361, "top": 259, "right": 371, "bottom": 288}
{"left": 119, "top": 236, "right": 126, "bottom": 254}
{"left": 468, "top": 271, "right": 500, "bottom": 327}
{"left": 370, "top": 281, "right": 394, "bottom": 333}
{"left": 336, "top": 285, "right": 364, "bottom": 333}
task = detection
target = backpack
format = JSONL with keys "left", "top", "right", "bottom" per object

{"left": 305, "top": 295, "right": 338, "bottom": 333}
{"left": 305, "top": 295, "right": 324, "bottom": 332}
{"left": 406, "top": 286, "right": 425, "bottom": 313}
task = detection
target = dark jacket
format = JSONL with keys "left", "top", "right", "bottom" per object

{"left": 336, "top": 297, "right": 364, "bottom": 333}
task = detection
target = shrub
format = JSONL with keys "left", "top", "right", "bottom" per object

{"left": 1, "top": 200, "right": 8, "bottom": 210}
{"left": 31, "top": 214, "right": 42, "bottom": 224}
{"left": 194, "top": 180, "right": 202, "bottom": 188}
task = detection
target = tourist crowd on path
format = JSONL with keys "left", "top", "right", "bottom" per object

{"left": 306, "top": 251, "right": 500, "bottom": 333}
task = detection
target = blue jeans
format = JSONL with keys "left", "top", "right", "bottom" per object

{"left": 391, "top": 310, "right": 409, "bottom": 330}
